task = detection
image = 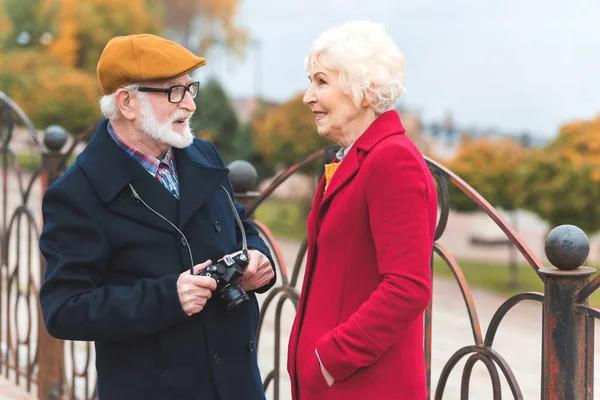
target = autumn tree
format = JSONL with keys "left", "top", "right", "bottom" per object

{"left": 47, "top": 0, "right": 161, "bottom": 72}
{"left": 159, "top": 0, "right": 248, "bottom": 58}
{"left": 251, "top": 93, "right": 331, "bottom": 172}
{"left": 519, "top": 115, "right": 600, "bottom": 234}
{"left": 443, "top": 136, "right": 530, "bottom": 212}
{"left": 0, "top": 50, "right": 101, "bottom": 133}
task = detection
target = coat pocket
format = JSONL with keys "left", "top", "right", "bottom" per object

{"left": 298, "top": 349, "right": 331, "bottom": 394}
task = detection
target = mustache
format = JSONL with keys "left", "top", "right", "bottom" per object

{"left": 169, "top": 110, "right": 194, "bottom": 122}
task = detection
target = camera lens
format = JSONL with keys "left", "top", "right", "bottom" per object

{"left": 219, "top": 283, "right": 249, "bottom": 313}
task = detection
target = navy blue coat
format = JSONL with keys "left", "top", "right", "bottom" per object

{"left": 39, "top": 119, "right": 276, "bottom": 400}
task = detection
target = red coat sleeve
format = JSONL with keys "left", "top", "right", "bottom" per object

{"left": 316, "top": 141, "right": 434, "bottom": 381}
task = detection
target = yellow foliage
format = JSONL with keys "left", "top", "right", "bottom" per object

{"left": 0, "top": 50, "right": 101, "bottom": 133}
{"left": 252, "top": 93, "right": 331, "bottom": 170}
{"left": 547, "top": 115, "right": 600, "bottom": 180}
{"left": 519, "top": 114, "right": 600, "bottom": 233}
{"left": 445, "top": 136, "right": 530, "bottom": 210}
{"left": 45, "top": 0, "right": 161, "bottom": 72}
{"left": 448, "top": 137, "right": 528, "bottom": 174}
{"left": 48, "top": 0, "right": 79, "bottom": 67}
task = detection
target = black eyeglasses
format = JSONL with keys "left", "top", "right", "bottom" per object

{"left": 137, "top": 81, "right": 200, "bottom": 104}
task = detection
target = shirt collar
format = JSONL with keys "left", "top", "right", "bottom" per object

{"left": 107, "top": 122, "right": 175, "bottom": 175}
{"left": 335, "top": 143, "right": 354, "bottom": 162}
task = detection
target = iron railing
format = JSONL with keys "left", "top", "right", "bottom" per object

{"left": 1, "top": 92, "right": 598, "bottom": 400}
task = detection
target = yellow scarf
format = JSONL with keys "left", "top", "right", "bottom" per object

{"left": 324, "top": 162, "right": 340, "bottom": 194}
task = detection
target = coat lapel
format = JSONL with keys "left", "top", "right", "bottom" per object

{"left": 175, "top": 144, "right": 229, "bottom": 229}
{"left": 112, "top": 167, "right": 180, "bottom": 234}
{"left": 77, "top": 120, "right": 180, "bottom": 234}
{"left": 316, "top": 110, "right": 406, "bottom": 221}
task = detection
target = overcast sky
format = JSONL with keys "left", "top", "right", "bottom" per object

{"left": 195, "top": 0, "right": 600, "bottom": 139}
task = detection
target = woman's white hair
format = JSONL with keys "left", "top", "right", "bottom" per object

{"left": 305, "top": 21, "right": 406, "bottom": 114}
{"left": 99, "top": 83, "right": 140, "bottom": 120}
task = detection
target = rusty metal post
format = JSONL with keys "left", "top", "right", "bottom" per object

{"left": 539, "top": 225, "right": 595, "bottom": 400}
{"left": 38, "top": 125, "right": 68, "bottom": 400}
{"left": 228, "top": 160, "right": 260, "bottom": 218}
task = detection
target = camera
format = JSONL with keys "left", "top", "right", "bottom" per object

{"left": 196, "top": 253, "right": 250, "bottom": 313}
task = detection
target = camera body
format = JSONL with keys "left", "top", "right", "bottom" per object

{"left": 196, "top": 252, "right": 250, "bottom": 313}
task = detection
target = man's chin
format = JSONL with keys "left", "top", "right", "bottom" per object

{"left": 163, "top": 130, "right": 194, "bottom": 149}
{"left": 145, "top": 128, "right": 194, "bottom": 149}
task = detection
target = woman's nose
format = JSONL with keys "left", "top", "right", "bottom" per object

{"left": 303, "top": 87, "right": 316, "bottom": 105}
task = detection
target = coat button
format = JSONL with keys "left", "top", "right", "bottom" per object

{"left": 248, "top": 341, "right": 254, "bottom": 352}
{"left": 214, "top": 221, "right": 221, "bottom": 232}
{"left": 181, "top": 237, "right": 187, "bottom": 247}
{"left": 212, "top": 353, "right": 221, "bottom": 364}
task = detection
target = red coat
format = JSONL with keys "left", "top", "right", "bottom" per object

{"left": 287, "top": 110, "right": 437, "bottom": 400}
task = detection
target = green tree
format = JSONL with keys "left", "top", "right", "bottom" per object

{"left": 0, "top": 0, "right": 12, "bottom": 45}
{"left": 519, "top": 115, "right": 600, "bottom": 234}
{"left": 232, "top": 122, "right": 274, "bottom": 180}
{"left": 191, "top": 78, "right": 240, "bottom": 161}
{"left": 2, "top": 0, "right": 57, "bottom": 50}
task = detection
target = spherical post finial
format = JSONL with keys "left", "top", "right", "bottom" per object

{"left": 227, "top": 160, "right": 258, "bottom": 193}
{"left": 544, "top": 224, "right": 589, "bottom": 270}
{"left": 43, "top": 125, "right": 68, "bottom": 152}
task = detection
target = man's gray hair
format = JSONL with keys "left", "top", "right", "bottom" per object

{"left": 99, "top": 83, "right": 140, "bottom": 120}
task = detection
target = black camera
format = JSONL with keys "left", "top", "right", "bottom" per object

{"left": 196, "top": 253, "right": 250, "bottom": 313}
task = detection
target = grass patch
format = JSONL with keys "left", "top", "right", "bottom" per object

{"left": 254, "top": 199, "right": 308, "bottom": 241}
{"left": 13, "top": 153, "right": 77, "bottom": 173}
{"left": 14, "top": 153, "right": 42, "bottom": 173}
{"left": 433, "top": 257, "right": 600, "bottom": 308}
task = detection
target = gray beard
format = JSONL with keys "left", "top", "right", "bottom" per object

{"left": 139, "top": 96, "right": 195, "bottom": 149}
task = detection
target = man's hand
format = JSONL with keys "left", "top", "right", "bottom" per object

{"left": 232, "top": 250, "right": 274, "bottom": 292}
{"left": 177, "top": 260, "right": 218, "bottom": 316}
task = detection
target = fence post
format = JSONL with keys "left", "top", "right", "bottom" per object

{"left": 540, "top": 225, "right": 595, "bottom": 400}
{"left": 38, "top": 125, "right": 68, "bottom": 400}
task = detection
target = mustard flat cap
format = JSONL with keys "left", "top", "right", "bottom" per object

{"left": 97, "top": 34, "right": 206, "bottom": 95}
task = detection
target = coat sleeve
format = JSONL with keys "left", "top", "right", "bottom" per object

{"left": 205, "top": 141, "right": 277, "bottom": 293}
{"left": 315, "top": 143, "right": 434, "bottom": 381}
{"left": 39, "top": 185, "right": 189, "bottom": 342}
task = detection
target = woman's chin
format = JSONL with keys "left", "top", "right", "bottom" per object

{"left": 316, "top": 127, "right": 329, "bottom": 138}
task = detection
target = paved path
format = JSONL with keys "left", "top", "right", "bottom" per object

{"left": 0, "top": 378, "right": 34, "bottom": 400}
{"left": 2, "top": 170, "right": 600, "bottom": 399}
{"left": 257, "top": 238, "right": 600, "bottom": 400}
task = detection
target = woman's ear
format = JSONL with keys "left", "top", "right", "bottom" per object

{"left": 115, "top": 89, "right": 137, "bottom": 121}
{"left": 361, "top": 83, "right": 378, "bottom": 108}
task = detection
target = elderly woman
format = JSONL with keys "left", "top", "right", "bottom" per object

{"left": 287, "top": 21, "right": 437, "bottom": 400}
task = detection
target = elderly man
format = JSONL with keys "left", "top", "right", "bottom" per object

{"left": 39, "top": 34, "right": 276, "bottom": 400}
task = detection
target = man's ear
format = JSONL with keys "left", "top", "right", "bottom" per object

{"left": 115, "top": 89, "right": 137, "bottom": 121}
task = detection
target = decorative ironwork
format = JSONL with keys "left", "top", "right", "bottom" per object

{"left": 1, "top": 90, "right": 599, "bottom": 400}
{"left": 0, "top": 91, "right": 43, "bottom": 396}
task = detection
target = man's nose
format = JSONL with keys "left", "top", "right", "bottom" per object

{"left": 179, "top": 91, "right": 196, "bottom": 111}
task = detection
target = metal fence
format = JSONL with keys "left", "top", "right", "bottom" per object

{"left": 1, "top": 92, "right": 599, "bottom": 399}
